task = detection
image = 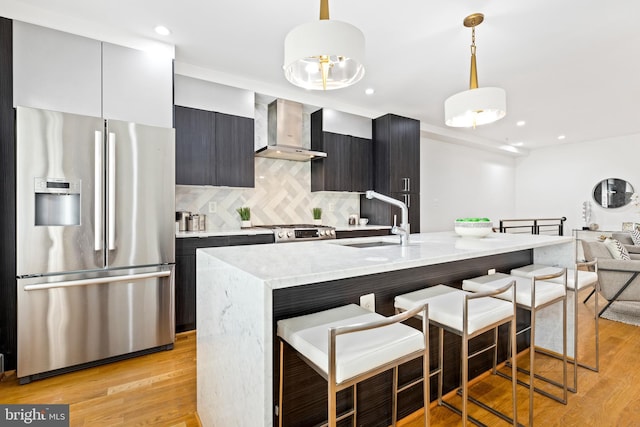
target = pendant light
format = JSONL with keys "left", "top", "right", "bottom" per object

{"left": 445, "top": 13, "right": 506, "bottom": 128}
{"left": 283, "top": 0, "right": 365, "bottom": 91}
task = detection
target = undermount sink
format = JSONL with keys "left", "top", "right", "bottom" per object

{"left": 339, "top": 241, "right": 400, "bottom": 248}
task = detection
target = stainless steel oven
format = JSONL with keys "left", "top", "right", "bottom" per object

{"left": 254, "top": 224, "right": 336, "bottom": 243}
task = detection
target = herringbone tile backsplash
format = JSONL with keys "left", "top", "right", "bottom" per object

{"left": 176, "top": 158, "right": 360, "bottom": 230}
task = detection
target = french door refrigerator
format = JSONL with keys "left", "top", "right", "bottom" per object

{"left": 15, "top": 106, "right": 175, "bottom": 382}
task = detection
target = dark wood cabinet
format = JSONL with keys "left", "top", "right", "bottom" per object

{"left": 361, "top": 114, "right": 421, "bottom": 232}
{"left": 0, "top": 17, "right": 16, "bottom": 371}
{"left": 311, "top": 110, "right": 372, "bottom": 192}
{"left": 372, "top": 114, "right": 420, "bottom": 194}
{"left": 175, "top": 106, "right": 214, "bottom": 185}
{"left": 350, "top": 136, "right": 373, "bottom": 192}
{"left": 174, "top": 233, "right": 274, "bottom": 332}
{"left": 175, "top": 105, "right": 254, "bottom": 187}
{"left": 215, "top": 112, "right": 255, "bottom": 187}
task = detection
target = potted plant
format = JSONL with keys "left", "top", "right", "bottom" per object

{"left": 312, "top": 207, "right": 322, "bottom": 225}
{"left": 237, "top": 207, "right": 251, "bottom": 228}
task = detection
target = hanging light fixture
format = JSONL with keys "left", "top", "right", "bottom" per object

{"left": 283, "top": 0, "right": 365, "bottom": 91}
{"left": 444, "top": 13, "right": 506, "bottom": 128}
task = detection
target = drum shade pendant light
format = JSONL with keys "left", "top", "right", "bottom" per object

{"left": 445, "top": 13, "right": 506, "bottom": 128}
{"left": 283, "top": 0, "right": 365, "bottom": 90}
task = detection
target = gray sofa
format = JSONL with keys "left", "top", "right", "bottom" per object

{"left": 581, "top": 238, "right": 640, "bottom": 317}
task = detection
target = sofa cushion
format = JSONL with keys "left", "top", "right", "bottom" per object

{"left": 604, "top": 238, "right": 631, "bottom": 260}
{"left": 631, "top": 229, "right": 640, "bottom": 246}
{"left": 582, "top": 240, "right": 613, "bottom": 262}
{"left": 612, "top": 232, "right": 634, "bottom": 246}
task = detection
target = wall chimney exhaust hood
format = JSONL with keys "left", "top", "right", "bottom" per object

{"left": 255, "top": 99, "right": 327, "bottom": 161}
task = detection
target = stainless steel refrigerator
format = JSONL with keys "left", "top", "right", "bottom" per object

{"left": 15, "top": 106, "right": 175, "bottom": 382}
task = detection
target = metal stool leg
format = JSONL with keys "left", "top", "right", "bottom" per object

{"left": 278, "top": 340, "right": 284, "bottom": 427}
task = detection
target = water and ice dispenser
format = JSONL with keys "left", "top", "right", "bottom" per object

{"left": 34, "top": 177, "right": 81, "bottom": 226}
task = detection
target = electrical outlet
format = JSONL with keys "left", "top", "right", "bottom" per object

{"left": 488, "top": 268, "right": 496, "bottom": 275}
{"left": 360, "top": 293, "right": 375, "bottom": 312}
{"left": 208, "top": 202, "right": 217, "bottom": 213}
{"left": 328, "top": 203, "right": 335, "bottom": 212}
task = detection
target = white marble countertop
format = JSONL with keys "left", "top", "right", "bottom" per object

{"left": 198, "top": 231, "right": 574, "bottom": 290}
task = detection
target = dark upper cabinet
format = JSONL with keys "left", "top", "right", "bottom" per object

{"left": 311, "top": 110, "right": 372, "bottom": 192}
{"left": 215, "top": 112, "right": 255, "bottom": 187}
{"left": 175, "top": 105, "right": 254, "bottom": 187}
{"left": 175, "top": 106, "right": 214, "bottom": 185}
{"left": 373, "top": 114, "right": 420, "bottom": 194}
{"left": 351, "top": 136, "right": 374, "bottom": 192}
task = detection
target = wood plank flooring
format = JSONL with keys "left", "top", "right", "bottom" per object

{"left": 0, "top": 332, "right": 199, "bottom": 426}
{"left": 400, "top": 288, "right": 640, "bottom": 426}
{"left": 1, "top": 288, "right": 638, "bottom": 426}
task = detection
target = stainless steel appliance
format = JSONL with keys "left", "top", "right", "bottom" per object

{"left": 16, "top": 106, "right": 175, "bottom": 382}
{"left": 254, "top": 224, "right": 336, "bottom": 243}
{"left": 254, "top": 99, "right": 327, "bottom": 161}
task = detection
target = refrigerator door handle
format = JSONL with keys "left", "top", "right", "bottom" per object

{"left": 94, "top": 131, "right": 103, "bottom": 251}
{"left": 23, "top": 270, "right": 171, "bottom": 291}
{"left": 108, "top": 132, "right": 116, "bottom": 251}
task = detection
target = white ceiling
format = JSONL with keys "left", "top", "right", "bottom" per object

{"left": 4, "top": 0, "right": 640, "bottom": 155}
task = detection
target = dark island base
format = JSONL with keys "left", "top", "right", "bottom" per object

{"left": 273, "top": 249, "right": 533, "bottom": 426}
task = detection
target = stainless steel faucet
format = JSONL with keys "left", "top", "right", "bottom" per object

{"left": 365, "top": 190, "right": 410, "bottom": 246}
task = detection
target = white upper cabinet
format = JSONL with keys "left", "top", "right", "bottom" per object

{"left": 174, "top": 75, "right": 254, "bottom": 118}
{"left": 13, "top": 21, "right": 173, "bottom": 127}
{"left": 13, "top": 21, "right": 102, "bottom": 117}
{"left": 102, "top": 42, "right": 173, "bottom": 127}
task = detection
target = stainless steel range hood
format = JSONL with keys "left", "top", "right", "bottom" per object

{"left": 255, "top": 99, "right": 327, "bottom": 161}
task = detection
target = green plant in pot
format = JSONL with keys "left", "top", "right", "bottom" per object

{"left": 312, "top": 207, "right": 322, "bottom": 224}
{"left": 237, "top": 207, "right": 251, "bottom": 228}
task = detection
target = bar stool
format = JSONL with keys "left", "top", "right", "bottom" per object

{"left": 509, "top": 262, "right": 599, "bottom": 392}
{"left": 394, "top": 284, "right": 518, "bottom": 426}
{"left": 462, "top": 270, "right": 568, "bottom": 427}
{"left": 277, "top": 303, "right": 429, "bottom": 427}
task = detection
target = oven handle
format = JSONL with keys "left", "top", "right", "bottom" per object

{"left": 23, "top": 271, "right": 171, "bottom": 291}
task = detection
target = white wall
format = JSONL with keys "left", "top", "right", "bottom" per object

{"left": 420, "top": 137, "right": 517, "bottom": 231}
{"left": 515, "top": 133, "right": 640, "bottom": 232}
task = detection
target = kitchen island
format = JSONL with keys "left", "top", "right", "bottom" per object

{"left": 196, "top": 231, "right": 574, "bottom": 427}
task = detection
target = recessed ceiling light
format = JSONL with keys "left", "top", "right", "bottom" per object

{"left": 154, "top": 25, "right": 171, "bottom": 36}
{"left": 499, "top": 145, "right": 519, "bottom": 153}
{"left": 516, "top": 120, "right": 526, "bottom": 127}
{"left": 557, "top": 135, "right": 566, "bottom": 140}
{"left": 365, "top": 88, "right": 375, "bottom": 95}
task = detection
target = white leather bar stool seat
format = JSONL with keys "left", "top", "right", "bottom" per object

{"left": 395, "top": 285, "right": 514, "bottom": 335}
{"left": 510, "top": 264, "right": 598, "bottom": 291}
{"left": 394, "top": 284, "right": 518, "bottom": 426}
{"left": 278, "top": 304, "right": 424, "bottom": 383}
{"left": 277, "top": 303, "right": 430, "bottom": 427}
{"left": 462, "top": 270, "right": 569, "bottom": 426}
{"left": 462, "top": 273, "right": 565, "bottom": 308}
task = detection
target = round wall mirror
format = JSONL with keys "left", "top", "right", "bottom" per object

{"left": 592, "top": 178, "right": 635, "bottom": 208}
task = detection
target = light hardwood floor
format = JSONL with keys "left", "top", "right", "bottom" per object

{"left": 0, "top": 332, "right": 199, "bottom": 426}
{"left": 1, "top": 290, "right": 638, "bottom": 426}
{"left": 401, "top": 289, "right": 640, "bottom": 426}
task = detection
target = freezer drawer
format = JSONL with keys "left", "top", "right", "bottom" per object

{"left": 17, "top": 265, "right": 174, "bottom": 379}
